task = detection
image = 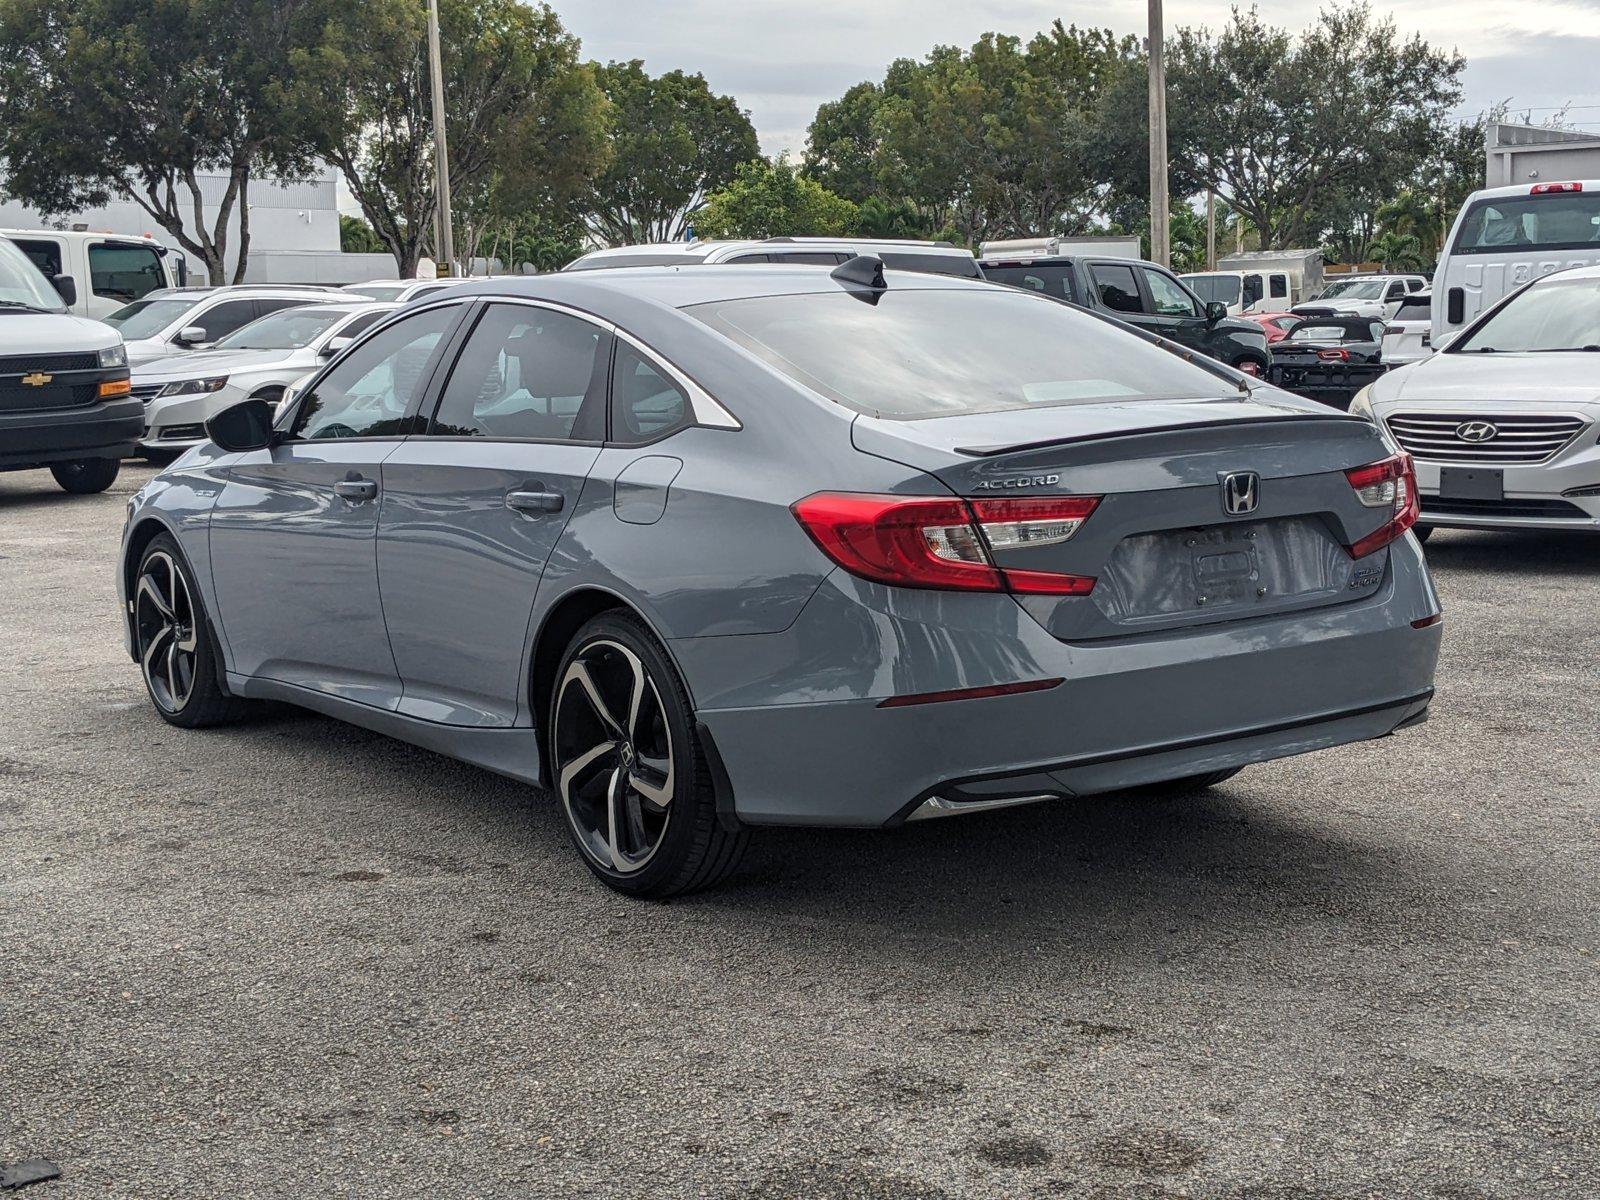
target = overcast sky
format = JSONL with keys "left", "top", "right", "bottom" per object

{"left": 560, "top": 0, "right": 1600, "bottom": 157}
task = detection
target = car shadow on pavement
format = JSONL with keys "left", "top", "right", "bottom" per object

{"left": 1421, "top": 527, "right": 1599, "bottom": 575}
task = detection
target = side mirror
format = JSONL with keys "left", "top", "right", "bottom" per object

{"left": 1205, "top": 301, "right": 1228, "bottom": 322}
{"left": 203, "top": 397, "right": 277, "bottom": 453}
{"left": 318, "top": 335, "right": 352, "bottom": 359}
{"left": 175, "top": 325, "right": 209, "bottom": 346}
{"left": 51, "top": 274, "right": 77, "bottom": 307}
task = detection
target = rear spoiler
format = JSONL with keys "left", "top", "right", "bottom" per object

{"left": 956, "top": 413, "right": 1368, "bottom": 458}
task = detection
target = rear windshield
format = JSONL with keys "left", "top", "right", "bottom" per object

{"left": 1183, "top": 274, "right": 1242, "bottom": 306}
{"left": 1285, "top": 320, "right": 1383, "bottom": 343}
{"left": 343, "top": 284, "right": 406, "bottom": 301}
{"left": 1453, "top": 276, "right": 1600, "bottom": 353}
{"left": 981, "top": 263, "right": 1079, "bottom": 303}
{"left": 686, "top": 287, "right": 1234, "bottom": 420}
{"left": 1393, "top": 295, "right": 1432, "bottom": 321}
{"left": 1451, "top": 192, "right": 1600, "bottom": 255}
{"left": 103, "top": 297, "right": 199, "bottom": 339}
{"left": 1318, "top": 278, "right": 1386, "bottom": 300}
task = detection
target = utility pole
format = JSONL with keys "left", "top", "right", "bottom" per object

{"left": 426, "top": 0, "right": 455, "bottom": 277}
{"left": 1146, "top": 0, "right": 1170, "bottom": 268}
{"left": 1205, "top": 190, "right": 1217, "bottom": 271}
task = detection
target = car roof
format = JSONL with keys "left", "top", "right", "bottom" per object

{"left": 436, "top": 263, "right": 996, "bottom": 311}
{"left": 1463, "top": 180, "right": 1600, "bottom": 202}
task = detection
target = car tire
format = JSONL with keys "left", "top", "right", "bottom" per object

{"left": 549, "top": 611, "right": 747, "bottom": 898}
{"left": 50, "top": 457, "right": 120, "bottom": 494}
{"left": 133, "top": 534, "right": 252, "bottom": 728}
{"left": 1127, "top": 766, "right": 1244, "bottom": 796}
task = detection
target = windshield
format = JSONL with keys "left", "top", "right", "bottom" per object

{"left": 1452, "top": 192, "right": 1600, "bottom": 255}
{"left": 1319, "top": 279, "right": 1386, "bottom": 300}
{"left": 343, "top": 284, "right": 406, "bottom": 301}
{"left": 217, "top": 307, "right": 345, "bottom": 350}
{"left": 688, "top": 287, "right": 1234, "bottom": 420}
{"left": 1183, "top": 274, "right": 1242, "bottom": 306}
{"left": 104, "top": 297, "right": 200, "bottom": 339}
{"left": 0, "top": 238, "right": 67, "bottom": 311}
{"left": 1454, "top": 276, "right": 1600, "bottom": 353}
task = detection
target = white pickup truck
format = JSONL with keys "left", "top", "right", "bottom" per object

{"left": 1, "top": 228, "right": 184, "bottom": 319}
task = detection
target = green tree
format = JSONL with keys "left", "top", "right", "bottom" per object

{"left": 0, "top": 0, "right": 330, "bottom": 283}
{"left": 586, "top": 61, "right": 759, "bottom": 245}
{"left": 305, "top": 0, "right": 607, "bottom": 277}
{"left": 1365, "top": 230, "right": 1425, "bottom": 271}
{"left": 1166, "top": 4, "right": 1464, "bottom": 251}
{"left": 693, "top": 156, "right": 858, "bottom": 240}
{"left": 803, "top": 82, "right": 886, "bottom": 203}
{"left": 339, "top": 214, "right": 383, "bottom": 253}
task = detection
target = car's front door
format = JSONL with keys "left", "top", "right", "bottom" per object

{"left": 375, "top": 300, "right": 611, "bottom": 727}
{"left": 207, "top": 303, "right": 465, "bottom": 708}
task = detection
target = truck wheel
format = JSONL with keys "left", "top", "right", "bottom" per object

{"left": 50, "top": 458, "right": 120, "bottom": 494}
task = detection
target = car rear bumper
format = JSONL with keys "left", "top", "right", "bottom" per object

{"left": 0, "top": 397, "right": 143, "bottom": 469}
{"left": 676, "top": 536, "right": 1442, "bottom": 827}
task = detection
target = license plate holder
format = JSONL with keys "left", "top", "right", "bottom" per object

{"left": 1439, "top": 466, "right": 1503, "bottom": 501}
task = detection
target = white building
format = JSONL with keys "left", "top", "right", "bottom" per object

{"left": 1485, "top": 123, "right": 1600, "bottom": 188}
{"left": 0, "top": 167, "right": 395, "bottom": 284}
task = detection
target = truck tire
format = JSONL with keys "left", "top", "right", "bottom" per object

{"left": 50, "top": 457, "right": 120, "bottom": 494}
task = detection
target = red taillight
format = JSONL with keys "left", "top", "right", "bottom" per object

{"left": 1317, "top": 347, "right": 1350, "bottom": 362}
{"left": 791, "top": 492, "right": 1100, "bottom": 595}
{"left": 1531, "top": 181, "right": 1583, "bottom": 195}
{"left": 1344, "top": 453, "right": 1419, "bottom": 558}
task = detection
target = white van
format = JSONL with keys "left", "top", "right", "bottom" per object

{"left": 1434, "top": 180, "right": 1600, "bottom": 341}
{"left": 1, "top": 228, "right": 184, "bottom": 319}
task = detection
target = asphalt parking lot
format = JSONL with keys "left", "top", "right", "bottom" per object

{"left": 2, "top": 461, "right": 1596, "bottom": 1199}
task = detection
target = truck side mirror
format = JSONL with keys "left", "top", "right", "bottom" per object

{"left": 51, "top": 274, "right": 77, "bottom": 307}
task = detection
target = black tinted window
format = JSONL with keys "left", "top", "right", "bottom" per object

{"left": 878, "top": 252, "right": 982, "bottom": 279}
{"left": 1453, "top": 193, "right": 1600, "bottom": 254}
{"left": 1269, "top": 274, "right": 1288, "bottom": 298}
{"left": 772, "top": 251, "right": 848, "bottom": 265}
{"left": 1091, "top": 263, "right": 1142, "bottom": 313}
{"left": 14, "top": 239, "right": 62, "bottom": 277}
{"left": 982, "top": 263, "right": 1078, "bottom": 304}
{"left": 689, "top": 288, "right": 1234, "bottom": 420}
{"left": 430, "top": 304, "right": 606, "bottom": 441}
{"left": 1394, "top": 295, "right": 1432, "bottom": 320}
{"left": 291, "top": 305, "right": 457, "bottom": 440}
{"left": 89, "top": 243, "right": 164, "bottom": 302}
{"left": 191, "top": 300, "right": 259, "bottom": 341}
{"left": 611, "top": 342, "right": 690, "bottom": 443}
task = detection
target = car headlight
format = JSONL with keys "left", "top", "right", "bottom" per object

{"left": 156, "top": 376, "right": 229, "bottom": 398}
{"left": 1348, "top": 386, "right": 1375, "bottom": 420}
{"left": 98, "top": 343, "right": 128, "bottom": 369}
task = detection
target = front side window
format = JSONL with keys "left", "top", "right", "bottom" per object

{"left": 1242, "top": 274, "right": 1264, "bottom": 306}
{"left": 1091, "top": 263, "right": 1142, "bottom": 313}
{"left": 0, "top": 238, "right": 67, "bottom": 310}
{"left": 1453, "top": 277, "right": 1600, "bottom": 354}
{"left": 1141, "top": 268, "right": 1199, "bottom": 317}
{"left": 89, "top": 243, "right": 164, "bottom": 303}
{"left": 216, "top": 307, "right": 345, "bottom": 350}
{"left": 1385, "top": 281, "right": 1406, "bottom": 301}
{"left": 611, "top": 342, "right": 690, "bottom": 443}
{"left": 291, "top": 305, "right": 458, "bottom": 440}
{"left": 689, "top": 287, "right": 1235, "bottom": 420}
{"left": 12, "top": 238, "right": 63, "bottom": 278}
{"left": 190, "top": 299, "right": 261, "bottom": 342}
{"left": 429, "top": 304, "right": 606, "bottom": 440}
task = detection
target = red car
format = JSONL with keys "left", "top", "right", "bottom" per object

{"left": 1242, "top": 312, "right": 1301, "bottom": 344}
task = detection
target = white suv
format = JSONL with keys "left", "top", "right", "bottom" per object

{"left": 1380, "top": 291, "right": 1433, "bottom": 365}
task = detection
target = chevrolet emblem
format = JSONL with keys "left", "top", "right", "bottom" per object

{"left": 21, "top": 371, "right": 52, "bottom": 387}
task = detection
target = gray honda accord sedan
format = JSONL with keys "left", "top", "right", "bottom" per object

{"left": 118, "top": 260, "right": 1441, "bottom": 896}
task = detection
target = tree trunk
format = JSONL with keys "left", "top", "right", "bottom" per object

{"left": 232, "top": 171, "right": 252, "bottom": 285}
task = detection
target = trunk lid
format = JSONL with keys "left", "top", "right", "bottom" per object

{"left": 852, "top": 396, "right": 1398, "bottom": 640}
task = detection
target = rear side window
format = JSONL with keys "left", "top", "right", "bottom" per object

{"left": 190, "top": 299, "right": 259, "bottom": 341}
{"left": 89, "top": 243, "right": 165, "bottom": 303}
{"left": 430, "top": 304, "right": 607, "bottom": 441}
{"left": 611, "top": 342, "right": 691, "bottom": 443}
{"left": 1091, "top": 263, "right": 1142, "bottom": 313}
{"left": 688, "top": 287, "right": 1235, "bottom": 420}
{"left": 13, "top": 238, "right": 62, "bottom": 277}
{"left": 1452, "top": 193, "right": 1600, "bottom": 254}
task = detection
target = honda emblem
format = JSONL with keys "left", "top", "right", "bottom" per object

{"left": 1221, "top": 471, "right": 1260, "bottom": 516}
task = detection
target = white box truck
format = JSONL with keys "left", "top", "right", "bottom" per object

{"left": 1180, "top": 250, "right": 1325, "bottom": 315}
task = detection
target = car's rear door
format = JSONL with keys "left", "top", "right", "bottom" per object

{"left": 375, "top": 299, "right": 611, "bottom": 727}
{"left": 207, "top": 302, "right": 465, "bottom": 707}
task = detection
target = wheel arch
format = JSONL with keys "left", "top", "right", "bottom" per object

{"left": 527, "top": 586, "right": 684, "bottom": 789}
{"left": 123, "top": 515, "right": 234, "bottom": 696}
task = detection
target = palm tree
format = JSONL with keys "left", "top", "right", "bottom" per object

{"left": 1365, "top": 231, "right": 1425, "bottom": 273}
{"left": 1375, "top": 191, "right": 1442, "bottom": 252}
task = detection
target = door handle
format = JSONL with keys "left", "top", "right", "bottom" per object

{"left": 506, "top": 488, "right": 564, "bottom": 516}
{"left": 334, "top": 476, "right": 378, "bottom": 502}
